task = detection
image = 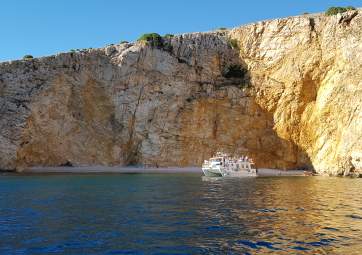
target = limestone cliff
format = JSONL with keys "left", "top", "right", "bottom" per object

{"left": 0, "top": 10, "right": 361, "bottom": 175}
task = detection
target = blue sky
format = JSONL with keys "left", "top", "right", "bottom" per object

{"left": 1, "top": 0, "right": 360, "bottom": 61}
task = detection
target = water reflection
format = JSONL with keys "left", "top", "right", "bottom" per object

{"left": 0, "top": 174, "right": 361, "bottom": 254}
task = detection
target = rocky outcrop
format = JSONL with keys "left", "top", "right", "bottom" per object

{"left": 0, "top": 10, "right": 361, "bottom": 175}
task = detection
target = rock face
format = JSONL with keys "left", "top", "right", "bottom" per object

{"left": 0, "top": 10, "right": 361, "bottom": 175}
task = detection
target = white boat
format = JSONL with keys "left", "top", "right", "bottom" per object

{"left": 202, "top": 152, "right": 257, "bottom": 177}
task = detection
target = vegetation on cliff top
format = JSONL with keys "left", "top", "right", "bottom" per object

{"left": 137, "top": 33, "right": 174, "bottom": 52}
{"left": 325, "top": 6, "right": 356, "bottom": 16}
{"left": 23, "top": 55, "right": 33, "bottom": 60}
{"left": 137, "top": 33, "right": 164, "bottom": 48}
{"left": 163, "top": 34, "right": 174, "bottom": 39}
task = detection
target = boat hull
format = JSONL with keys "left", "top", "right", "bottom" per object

{"left": 222, "top": 170, "right": 257, "bottom": 177}
{"left": 202, "top": 167, "right": 222, "bottom": 177}
{"left": 202, "top": 166, "right": 257, "bottom": 177}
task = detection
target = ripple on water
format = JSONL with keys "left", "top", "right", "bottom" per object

{"left": 323, "top": 226, "right": 340, "bottom": 231}
{"left": 346, "top": 214, "right": 362, "bottom": 220}
{"left": 0, "top": 174, "right": 362, "bottom": 254}
{"left": 292, "top": 245, "right": 310, "bottom": 251}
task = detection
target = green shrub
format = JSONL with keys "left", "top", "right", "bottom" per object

{"left": 218, "top": 27, "right": 227, "bottom": 30}
{"left": 164, "top": 34, "right": 174, "bottom": 38}
{"left": 70, "top": 49, "right": 76, "bottom": 52}
{"left": 120, "top": 41, "right": 129, "bottom": 44}
{"left": 228, "top": 38, "right": 239, "bottom": 50}
{"left": 325, "top": 6, "right": 356, "bottom": 16}
{"left": 23, "top": 55, "right": 33, "bottom": 60}
{"left": 222, "top": 64, "right": 246, "bottom": 79}
{"left": 137, "top": 33, "right": 163, "bottom": 48}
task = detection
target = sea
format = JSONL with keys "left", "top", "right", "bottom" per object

{"left": 0, "top": 173, "right": 362, "bottom": 254}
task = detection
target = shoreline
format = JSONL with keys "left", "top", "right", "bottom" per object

{"left": 24, "top": 166, "right": 202, "bottom": 174}
{"left": 1, "top": 166, "right": 313, "bottom": 176}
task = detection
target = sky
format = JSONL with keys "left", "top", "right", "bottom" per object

{"left": 1, "top": 0, "right": 361, "bottom": 61}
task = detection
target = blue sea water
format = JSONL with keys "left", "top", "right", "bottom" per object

{"left": 1, "top": 174, "right": 362, "bottom": 254}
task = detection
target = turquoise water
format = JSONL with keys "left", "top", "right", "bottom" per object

{"left": 0, "top": 174, "right": 362, "bottom": 254}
